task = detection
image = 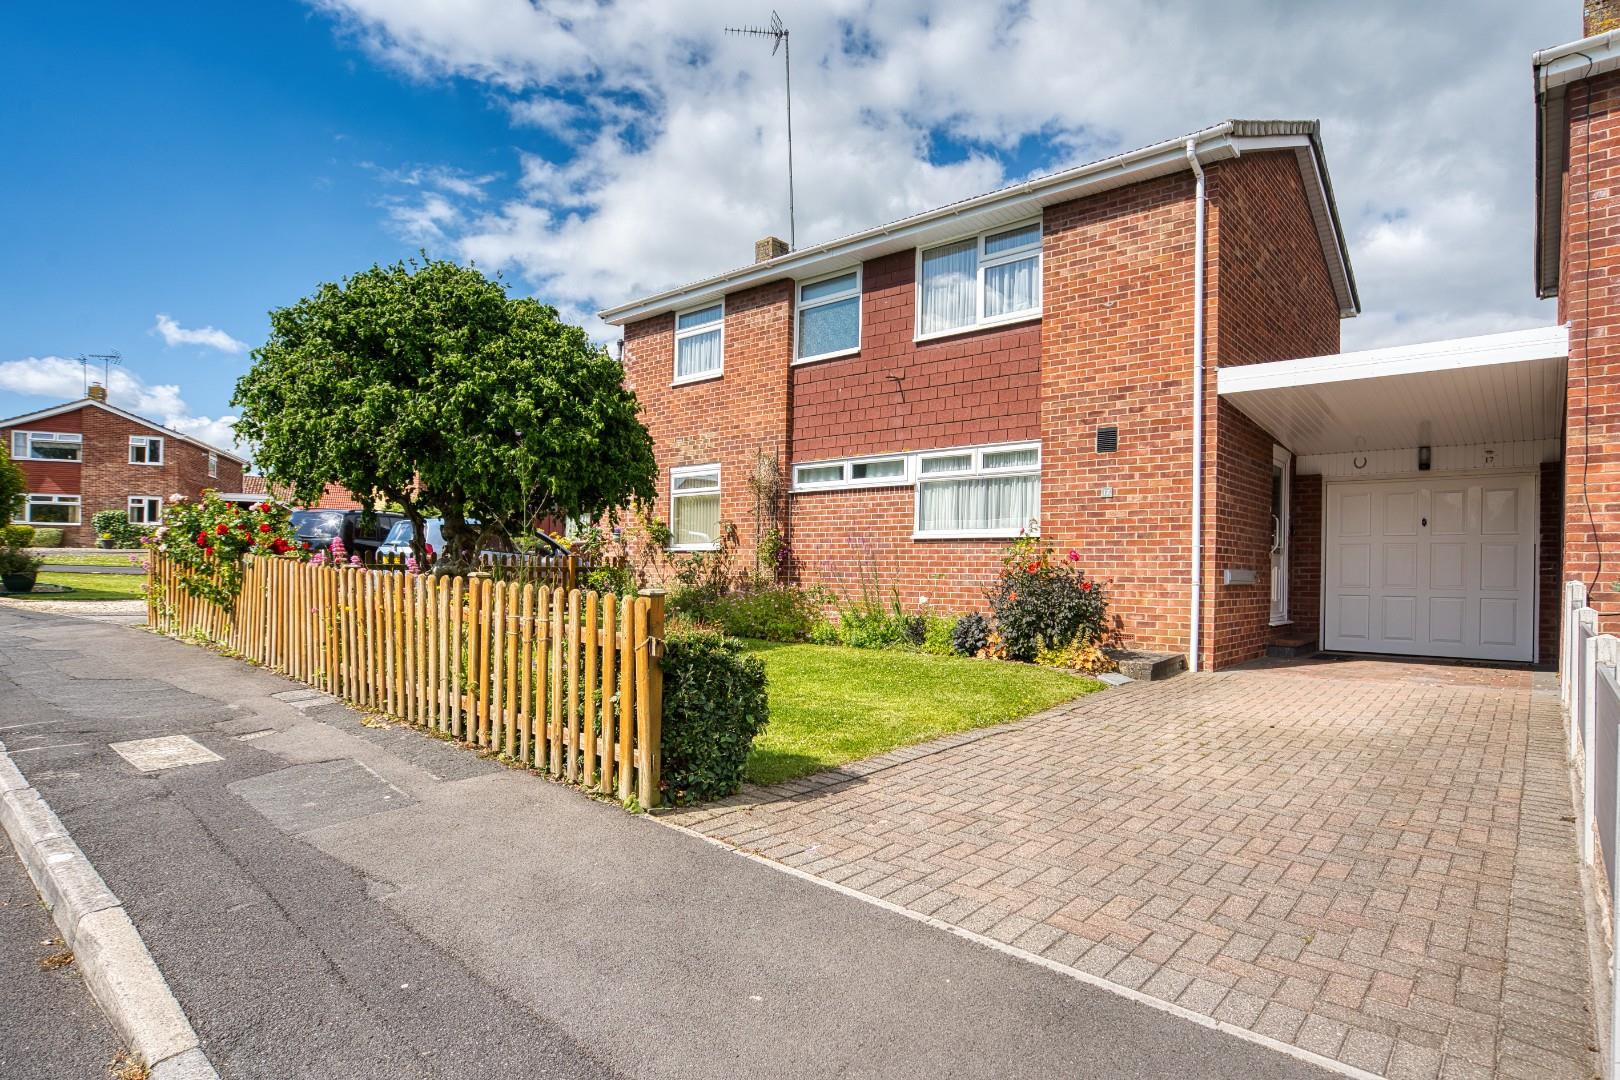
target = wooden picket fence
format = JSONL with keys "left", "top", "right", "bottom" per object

{"left": 147, "top": 554, "right": 665, "bottom": 807}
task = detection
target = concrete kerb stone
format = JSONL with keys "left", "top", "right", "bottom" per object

{"left": 0, "top": 735, "right": 220, "bottom": 1078}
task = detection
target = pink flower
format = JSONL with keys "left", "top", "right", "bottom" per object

{"left": 349, "top": 555, "right": 362, "bottom": 566}
{"left": 405, "top": 556, "right": 420, "bottom": 574}
{"left": 1067, "top": 549, "right": 1080, "bottom": 562}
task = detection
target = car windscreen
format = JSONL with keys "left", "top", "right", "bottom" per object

{"left": 382, "top": 520, "right": 446, "bottom": 548}
{"left": 289, "top": 510, "right": 346, "bottom": 538}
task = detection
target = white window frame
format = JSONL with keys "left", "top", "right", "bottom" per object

{"left": 23, "top": 493, "right": 81, "bottom": 525}
{"left": 128, "top": 496, "right": 162, "bottom": 526}
{"left": 10, "top": 430, "right": 83, "bottom": 462}
{"left": 914, "top": 219, "right": 1043, "bottom": 343}
{"left": 129, "top": 435, "right": 165, "bottom": 466}
{"left": 913, "top": 440, "right": 1041, "bottom": 540}
{"left": 792, "top": 454, "right": 910, "bottom": 492}
{"left": 208, "top": 451, "right": 219, "bottom": 478}
{"left": 672, "top": 300, "right": 724, "bottom": 386}
{"left": 669, "top": 463, "right": 722, "bottom": 552}
{"left": 793, "top": 267, "right": 862, "bottom": 364}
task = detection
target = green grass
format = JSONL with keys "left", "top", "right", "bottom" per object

{"left": 741, "top": 641, "right": 1103, "bottom": 786}
{"left": 4, "top": 572, "right": 146, "bottom": 602}
{"left": 35, "top": 552, "right": 142, "bottom": 567}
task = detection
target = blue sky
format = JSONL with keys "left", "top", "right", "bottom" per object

{"left": 0, "top": 1, "right": 1579, "bottom": 457}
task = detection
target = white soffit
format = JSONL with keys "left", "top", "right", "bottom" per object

{"left": 1217, "top": 325, "right": 1569, "bottom": 456}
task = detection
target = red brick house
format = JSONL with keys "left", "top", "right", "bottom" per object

{"left": 233, "top": 474, "right": 368, "bottom": 511}
{"left": 600, "top": 6, "right": 1620, "bottom": 673}
{"left": 0, "top": 386, "right": 247, "bottom": 547}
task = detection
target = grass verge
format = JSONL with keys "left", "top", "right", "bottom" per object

{"left": 34, "top": 552, "right": 142, "bottom": 567}
{"left": 4, "top": 572, "right": 146, "bottom": 601}
{"left": 741, "top": 641, "right": 1102, "bottom": 786}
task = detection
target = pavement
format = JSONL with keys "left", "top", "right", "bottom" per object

{"left": 0, "top": 604, "right": 1339, "bottom": 1080}
{"left": 0, "top": 841, "right": 124, "bottom": 1080}
{"left": 40, "top": 562, "right": 146, "bottom": 575}
{"left": 672, "top": 656, "right": 1596, "bottom": 1080}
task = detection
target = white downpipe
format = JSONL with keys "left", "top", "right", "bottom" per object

{"left": 1187, "top": 139, "right": 1207, "bottom": 673}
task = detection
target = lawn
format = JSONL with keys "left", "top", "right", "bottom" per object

{"left": 741, "top": 641, "right": 1103, "bottom": 786}
{"left": 35, "top": 552, "right": 143, "bottom": 567}
{"left": 3, "top": 572, "right": 146, "bottom": 602}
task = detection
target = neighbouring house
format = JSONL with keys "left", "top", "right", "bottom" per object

{"left": 0, "top": 383, "right": 247, "bottom": 547}
{"left": 230, "top": 473, "right": 369, "bottom": 511}
{"left": 600, "top": 1, "right": 1614, "bottom": 673}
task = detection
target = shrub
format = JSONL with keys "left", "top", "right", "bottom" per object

{"left": 952, "top": 612, "right": 990, "bottom": 656}
{"left": 0, "top": 444, "right": 22, "bottom": 525}
{"left": 151, "top": 492, "right": 304, "bottom": 608}
{"left": 988, "top": 537, "right": 1107, "bottom": 661}
{"left": 838, "top": 608, "right": 911, "bottom": 649}
{"left": 807, "top": 618, "right": 840, "bottom": 646}
{"left": 921, "top": 615, "right": 956, "bottom": 656}
{"left": 659, "top": 631, "right": 769, "bottom": 805}
{"left": 584, "top": 565, "right": 636, "bottom": 596}
{"left": 1035, "top": 639, "right": 1118, "bottom": 675}
{"left": 91, "top": 510, "right": 148, "bottom": 548}
{"left": 669, "top": 584, "right": 818, "bottom": 642}
{"left": 1, "top": 524, "right": 33, "bottom": 548}
{"left": 29, "top": 527, "right": 63, "bottom": 547}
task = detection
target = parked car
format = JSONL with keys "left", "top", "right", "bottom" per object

{"left": 289, "top": 508, "right": 403, "bottom": 557}
{"left": 376, "top": 518, "right": 569, "bottom": 562}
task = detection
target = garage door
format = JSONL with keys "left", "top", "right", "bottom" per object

{"left": 1323, "top": 474, "right": 1536, "bottom": 662}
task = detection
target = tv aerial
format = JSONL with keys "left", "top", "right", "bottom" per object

{"left": 78, "top": 351, "right": 122, "bottom": 395}
{"left": 725, "top": 11, "right": 796, "bottom": 249}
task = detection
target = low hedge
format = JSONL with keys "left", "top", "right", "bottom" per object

{"left": 659, "top": 631, "right": 769, "bottom": 805}
{"left": 28, "top": 526, "right": 63, "bottom": 547}
{"left": 1, "top": 524, "right": 33, "bottom": 548}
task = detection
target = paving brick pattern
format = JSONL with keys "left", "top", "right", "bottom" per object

{"left": 671, "top": 661, "right": 1594, "bottom": 1079}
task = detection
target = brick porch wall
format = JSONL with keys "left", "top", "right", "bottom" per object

{"left": 1541, "top": 459, "right": 1564, "bottom": 663}
{"left": 1203, "top": 151, "right": 1342, "bottom": 668}
{"left": 1288, "top": 473, "right": 1324, "bottom": 642}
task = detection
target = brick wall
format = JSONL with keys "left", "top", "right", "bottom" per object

{"left": 2, "top": 403, "right": 243, "bottom": 546}
{"left": 622, "top": 281, "right": 793, "bottom": 575}
{"left": 1541, "top": 460, "right": 1564, "bottom": 661}
{"left": 1289, "top": 473, "right": 1323, "bottom": 639}
{"left": 1560, "top": 70, "right": 1620, "bottom": 634}
{"left": 1202, "top": 151, "right": 1342, "bottom": 668}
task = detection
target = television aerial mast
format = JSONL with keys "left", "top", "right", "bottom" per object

{"left": 77, "top": 351, "right": 122, "bottom": 396}
{"left": 725, "top": 11, "right": 795, "bottom": 249}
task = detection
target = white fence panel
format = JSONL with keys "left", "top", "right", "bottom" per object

{"left": 1572, "top": 628, "right": 1620, "bottom": 1079}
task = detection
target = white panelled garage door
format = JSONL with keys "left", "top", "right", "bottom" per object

{"left": 1323, "top": 474, "right": 1536, "bottom": 662}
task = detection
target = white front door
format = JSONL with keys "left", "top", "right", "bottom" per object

{"left": 1323, "top": 473, "right": 1536, "bottom": 662}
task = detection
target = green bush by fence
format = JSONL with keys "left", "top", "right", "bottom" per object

{"left": 659, "top": 631, "right": 769, "bottom": 804}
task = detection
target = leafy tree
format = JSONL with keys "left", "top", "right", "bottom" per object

{"left": 0, "top": 443, "right": 24, "bottom": 525}
{"left": 232, "top": 257, "right": 657, "bottom": 567}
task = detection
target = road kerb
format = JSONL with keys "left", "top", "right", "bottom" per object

{"left": 0, "top": 735, "right": 221, "bottom": 1079}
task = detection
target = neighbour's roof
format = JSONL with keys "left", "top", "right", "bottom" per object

{"left": 0, "top": 397, "right": 249, "bottom": 464}
{"left": 598, "top": 118, "right": 1360, "bottom": 326}
{"left": 1532, "top": 28, "right": 1620, "bottom": 297}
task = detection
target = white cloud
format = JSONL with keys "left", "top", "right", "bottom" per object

{"left": 0, "top": 355, "right": 246, "bottom": 459}
{"left": 152, "top": 314, "right": 248, "bottom": 355}
{"left": 316, "top": 0, "right": 1578, "bottom": 350}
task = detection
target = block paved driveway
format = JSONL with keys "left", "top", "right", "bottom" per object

{"left": 671, "top": 658, "right": 1593, "bottom": 1080}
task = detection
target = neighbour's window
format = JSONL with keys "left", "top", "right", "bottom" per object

{"left": 208, "top": 451, "right": 219, "bottom": 478}
{"left": 24, "top": 494, "right": 81, "bottom": 524}
{"left": 10, "top": 430, "right": 83, "bottom": 462}
{"left": 129, "top": 435, "right": 164, "bottom": 465}
{"left": 673, "top": 302, "right": 724, "bottom": 383}
{"left": 128, "top": 496, "right": 162, "bottom": 525}
{"left": 796, "top": 270, "right": 861, "bottom": 361}
{"left": 914, "top": 442, "right": 1040, "bottom": 538}
{"left": 792, "top": 455, "right": 907, "bottom": 491}
{"left": 917, "top": 220, "right": 1042, "bottom": 337}
{"left": 670, "top": 465, "right": 721, "bottom": 550}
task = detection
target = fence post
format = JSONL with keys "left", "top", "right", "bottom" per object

{"left": 648, "top": 589, "right": 664, "bottom": 809}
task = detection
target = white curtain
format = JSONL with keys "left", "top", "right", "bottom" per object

{"left": 918, "top": 475, "right": 1039, "bottom": 534}
{"left": 676, "top": 329, "right": 722, "bottom": 379}
{"left": 984, "top": 255, "right": 1037, "bottom": 318}
{"left": 673, "top": 492, "right": 720, "bottom": 547}
{"left": 919, "top": 240, "right": 977, "bottom": 334}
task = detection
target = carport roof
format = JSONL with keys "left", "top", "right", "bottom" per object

{"left": 1216, "top": 325, "right": 1568, "bottom": 456}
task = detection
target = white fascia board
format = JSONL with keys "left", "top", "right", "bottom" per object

{"left": 1217, "top": 325, "right": 1570, "bottom": 395}
{"left": 1535, "top": 30, "right": 1620, "bottom": 93}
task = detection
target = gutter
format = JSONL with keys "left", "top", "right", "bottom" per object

{"left": 1186, "top": 139, "right": 1208, "bottom": 674}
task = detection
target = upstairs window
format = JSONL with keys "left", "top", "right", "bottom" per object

{"left": 129, "top": 435, "right": 164, "bottom": 465}
{"left": 674, "top": 302, "right": 724, "bottom": 383}
{"left": 11, "top": 430, "right": 82, "bottom": 462}
{"left": 917, "top": 220, "right": 1042, "bottom": 339}
{"left": 796, "top": 269, "right": 861, "bottom": 362}
{"left": 670, "top": 465, "right": 721, "bottom": 550}
{"left": 208, "top": 451, "right": 219, "bottom": 478}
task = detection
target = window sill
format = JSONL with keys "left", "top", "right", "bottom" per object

{"left": 129, "top": 462, "right": 165, "bottom": 467}
{"left": 671, "top": 371, "right": 723, "bottom": 388}
{"left": 1268, "top": 617, "right": 1293, "bottom": 627}
{"left": 913, "top": 312, "right": 1040, "bottom": 345}
{"left": 792, "top": 346, "right": 860, "bottom": 367}
{"left": 668, "top": 543, "right": 720, "bottom": 553}
{"left": 912, "top": 530, "right": 1026, "bottom": 541}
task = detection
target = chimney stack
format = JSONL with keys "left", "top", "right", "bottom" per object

{"left": 1588, "top": 0, "right": 1620, "bottom": 35}
{"left": 87, "top": 382, "right": 107, "bottom": 403}
{"left": 755, "top": 236, "right": 790, "bottom": 263}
